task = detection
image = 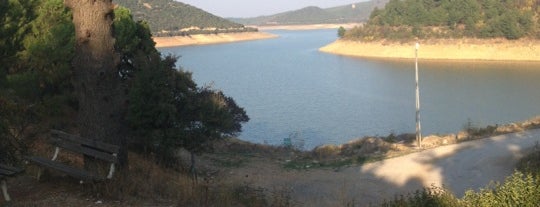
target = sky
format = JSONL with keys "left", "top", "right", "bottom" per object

{"left": 178, "top": 0, "right": 368, "bottom": 18}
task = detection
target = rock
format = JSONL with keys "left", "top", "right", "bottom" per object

{"left": 313, "top": 144, "right": 341, "bottom": 159}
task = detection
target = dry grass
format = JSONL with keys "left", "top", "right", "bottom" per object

{"left": 11, "top": 139, "right": 296, "bottom": 207}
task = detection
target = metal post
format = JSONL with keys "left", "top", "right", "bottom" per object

{"left": 415, "top": 42, "right": 422, "bottom": 149}
{"left": 1, "top": 179, "right": 10, "bottom": 202}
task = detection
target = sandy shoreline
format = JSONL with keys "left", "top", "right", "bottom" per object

{"left": 320, "top": 39, "right": 540, "bottom": 62}
{"left": 255, "top": 23, "right": 362, "bottom": 31}
{"left": 153, "top": 32, "right": 278, "bottom": 48}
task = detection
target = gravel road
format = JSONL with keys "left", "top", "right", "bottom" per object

{"left": 229, "top": 129, "right": 540, "bottom": 206}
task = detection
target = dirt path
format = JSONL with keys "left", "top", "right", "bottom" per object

{"left": 224, "top": 129, "right": 540, "bottom": 206}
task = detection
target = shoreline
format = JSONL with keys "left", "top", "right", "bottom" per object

{"left": 320, "top": 38, "right": 540, "bottom": 62}
{"left": 153, "top": 32, "right": 278, "bottom": 48}
{"left": 255, "top": 23, "right": 362, "bottom": 31}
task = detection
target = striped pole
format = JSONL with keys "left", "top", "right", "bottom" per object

{"left": 415, "top": 42, "right": 422, "bottom": 149}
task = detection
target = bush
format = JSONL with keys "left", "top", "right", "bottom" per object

{"left": 381, "top": 186, "right": 459, "bottom": 207}
{"left": 380, "top": 149, "right": 540, "bottom": 207}
{"left": 517, "top": 148, "right": 540, "bottom": 176}
{"left": 338, "top": 26, "right": 346, "bottom": 38}
{"left": 461, "top": 171, "right": 540, "bottom": 207}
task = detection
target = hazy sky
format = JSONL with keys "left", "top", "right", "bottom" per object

{"left": 178, "top": 0, "right": 367, "bottom": 18}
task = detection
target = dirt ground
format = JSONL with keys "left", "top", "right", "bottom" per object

{"left": 3, "top": 129, "right": 540, "bottom": 207}
{"left": 221, "top": 129, "right": 540, "bottom": 206}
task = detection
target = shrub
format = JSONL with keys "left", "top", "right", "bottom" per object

{"left": 461, "top": 171, "right": 540, "bottom": 207}
{"left": 380, "top": 168, "right": 540, "bottom": 206}
{"left": 380, "top": 186, "right": 459, "bottom": 207}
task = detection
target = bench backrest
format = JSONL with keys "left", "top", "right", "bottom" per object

{"left": 0, "top": 164, "right": 23, "bottom": 178}
{"left": 50, "top": 130, "right": 119, "bottom": 164}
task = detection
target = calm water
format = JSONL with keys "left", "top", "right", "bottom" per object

{"left": 160, "top": 30, "right": 540, "bottom": 149}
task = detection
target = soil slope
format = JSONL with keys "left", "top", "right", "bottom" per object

{"left": 320, "top": 39, "right": 540, "bottom": 62}
{"left": 153, "top": 32, "right": 277, "bottom": 48}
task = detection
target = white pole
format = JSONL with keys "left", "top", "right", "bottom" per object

{"left": 415, "top": 42, "right": 422, "bottom": 149}
{"left": 1, "top": 179, "right": 10, "bottom": 202}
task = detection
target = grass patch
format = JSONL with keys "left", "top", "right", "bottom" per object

{"left": 208, "top": 154, "right": 247, "bottom": 168}
{"left": 283, "top": 155, "right": 384, "bottom": 170}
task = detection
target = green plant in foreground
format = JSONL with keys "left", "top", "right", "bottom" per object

{"left": 381, "top": 148, "right": 540, "bottom": 207}
{"left": 381, "top": 186, "right": 459, "bottom": 207}
{"left": 461, "top": 171, "right": 540, "bottom": 207}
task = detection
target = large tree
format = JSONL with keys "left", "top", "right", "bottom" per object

{"left": 64, "top": 0, "right": 128, "bottom": 168}
{"left": 0, "top": 0, "right": 38, "bottom": 164}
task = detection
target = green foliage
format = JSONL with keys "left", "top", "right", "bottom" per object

{"left": 0, "top": 2, "right": 250, "bottom": 167}
{"left": 0, "top": 0, "right": 57, "bottom": 164}
{"left": 347, "top": 0, "right": 539, "bottom": 40}
{"left": 381, "top": 156, "right": 540, "bottom": 207}
{"left": 0, "top": 0, "right": 37, "bottom": 77}
{"left": 12, "top": 0, "right": 76, "bottom": 129}
{"left": 114, "top": 6, "right": 249, "bottom": 164}
{"left": 461, "top": 171, "right": 540, "bottom": 207}
{"left": 381, "top": 187, "right": 460, "bottom": 207}
{"left": 517, "top": 148, "right": 540, "bottom": 176}
{"left": 338, "top": 26, "right": 346, "bottom": 38}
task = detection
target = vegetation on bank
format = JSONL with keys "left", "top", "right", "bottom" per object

{"left": 380, "top": 151, "right": 540, "bottom": 207}
{"left": 114, "top": 0, "right": 258, "bottom": 36}
{"left": 343, "top": 0, "right": 540, "bottom": 41}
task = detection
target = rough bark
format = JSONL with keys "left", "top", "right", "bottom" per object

{"left": 65, "top": 0, "right": 128, "bottom": 169}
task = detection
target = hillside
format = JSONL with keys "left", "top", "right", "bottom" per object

{"left": 114, "top": 0, "right": 255, "bottom": 36}
{"left": 230, "top": 0, "right": 389, "bottom": 26}
{"left": 344, "top": 0, "right": 540, "bottom": 40}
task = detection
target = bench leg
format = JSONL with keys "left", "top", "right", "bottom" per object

{"left": 1, "top": 179, "right": 10, "bottom": 202}
{"left": 36, "top": 168, "right": 43, "bottom": 181}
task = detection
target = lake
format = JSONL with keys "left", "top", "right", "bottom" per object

{"left": 160, "top": 29, "right": 540, "bottom": 149}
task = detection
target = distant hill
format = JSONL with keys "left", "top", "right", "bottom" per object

{"left": 114, "top": 0, "right": 255, "bottom": 36}
{"left": 230, "top": 0, "right": 389, "bottom": 26}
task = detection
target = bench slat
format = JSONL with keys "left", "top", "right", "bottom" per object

{"left": 0, "top": 164, "right": 23, "bottom": 174}
{"left": 0, "top": 169, "right": 15, "bottom": 176}
{"left": 51, "top": 140, "right": 118, "bottom": 163}
{"left": 50, "top": 130, "right": 120, "bottom": 154}
{"left": 26, "top": 156, "right": 104, "bottom": 181}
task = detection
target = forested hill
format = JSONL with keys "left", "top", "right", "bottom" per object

{"left": 114, "top": 0, "right": 255, "bottom": 36}
{"left": 230, "top": 0, "right": 389, "bottom": 25}
{"left": 344, "top": 0, "right": 540, "bottom": 40}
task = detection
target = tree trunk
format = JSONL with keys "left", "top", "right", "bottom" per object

{"left": 65, "top": 0, "right": 128, "bottom": 170}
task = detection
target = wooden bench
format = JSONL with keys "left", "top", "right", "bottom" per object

{"left": 0, "top": 164, "right": 23, "bottom": 203}
{"left": 26, "top": 130, "right": 119, "bottom": 183}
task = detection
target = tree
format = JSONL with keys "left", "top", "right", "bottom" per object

{"left": 499, "top": 9, "right": 524, "bottom": 40}
{"left": 0, "top": 0, "right": 37, "bottom": 86}
{"left": 180, "top": 87, "right": 249, "bottom": 176}
{"left": 0, "top": 0, "right": 39, "bottom": 165}
{"left": 337, "top": 26, "right": 346, "bottom": 38}
{"left": 64, "top": 0, "right": 128, "bottom": 170}
{"left": 14, "top": 0, "right": 76, "bottom": 127}
{"left": 113, "top": 7, "right": 250, "bottom": 169}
